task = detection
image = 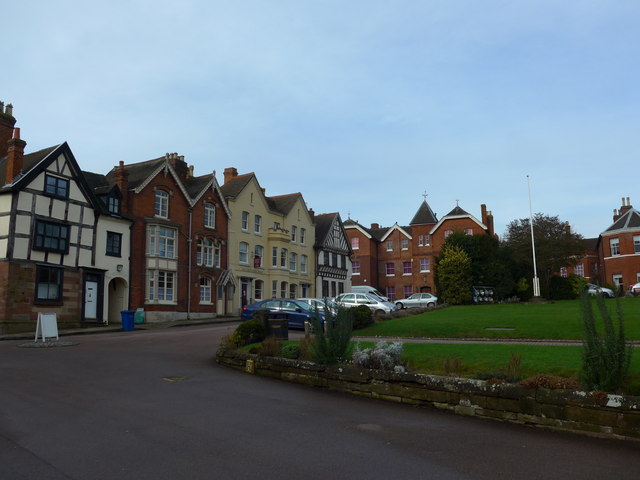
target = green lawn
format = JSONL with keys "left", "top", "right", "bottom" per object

{"left": 356, "top": 298, "right": 640, "bottom": 340}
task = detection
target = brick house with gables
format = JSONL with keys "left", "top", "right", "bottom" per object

{"left": 106, "top": 153, "right": 231, "bottom": 322}
{"left": 345, "top": 200, "right": 495, "bottom": 301}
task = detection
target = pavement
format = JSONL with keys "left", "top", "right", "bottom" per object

{"left": 0, "top": 316, "right": 242, "bottom": 342}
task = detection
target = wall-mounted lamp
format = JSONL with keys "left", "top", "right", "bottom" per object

{"left": 117, "top": 264, "right": 123, "bottom": 272}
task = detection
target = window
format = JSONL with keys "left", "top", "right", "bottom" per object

{"left": 634, "top": 235, "right": 640, "bottom": 254}
{"left": 280, "top": 248, "right": 288, "bottom": 268}
{"left": 241, "top": 211, "right": 249, "bottom": 231}
{"left": 239, "top": 242, "right": 249, "bottom": 264}
{"left": 444, "top": 230, "right": 453, "bottom": 239}
{"left": 465, "top": 228, "right": 473, "bottom": 235}
{"left": 272, "top": 280, "right": 277, "bottom": 298}
{"left": 418, "top": 235, "right": 424, "bottom": 246}
{"left": 255, "top": 280, "right": 263, "bottom": 300}
{"left": 404, "top": 286, "right": 412, "bottom": 298}
{"left": 148, "top": 270, "right": 175, "bottom": 301}
{"left": 197, "top": 239, "right": 214, "bottom": 266}
{"left": 106, "top": 231, "right": 122, "bottom": 257}
{"left": 351, "top": 237, "right": 359, "bottom": 250}
{"left": 254, "top": 245, "right": 264, "bottom": 268}
{"left": 332, "top": 252, "right": 338, "bottom": 266}
{"left": 148, "top": 226, "right": 175, "bottom": 258}
{"left": 401, "top": 238, "right": 408, "bottom": 250}
{"left": 45, "top": 175, "right": 69, "bottom": 199}
{"left": 613, "top": 274, "right": 623, "bottom": 288}
{"left": 204, "top": 203, "right": 215, "bottom": 228}
{"left": 34, "top": 220, "right": 69, "bottom": 254}
{"left": 200, "top": 277, "right": 212, "bottom": 303}
{"left": 254, "top": 215, "right": 262, "bottom": 234}
{"left": 610, "top": 238, "right": 620, "bottom": 256}
{"left": 386, "top": 262, "right": 395, "bottom": 276}
{"left": 403, "top": 261, "right": 412, "bottom": 275}
{"left": 300, "top": 228, "right": 306, "bottom": 245}
{"left": 272, "top": 247, "right": 278, "bottom": 267}
{"left": 291, "top": 225, "right": 297, "bottom": 242}
{"left": 289, "top": 252, "right": 297, "bottom": 271}
{"left": 322, "top": 280, "right": 329, "bottom": 297}
{"left": 425, "top": 235, "right": 431, "bottom": 246}
{"left": 386, "top": 240, "right": 393, "bottom": 251}
{"left": 300, "top": 255, "right": 307, "bottom": 273}
{"left": 35, "top": 266, "right": 62, "bottom": 302}
{"left": 289, "top": 284, "right": 297, "bottom": 299}
{"left": 154, "top": 190, "right": 168, "bottom": 218}
{"left": 387, "top": 286, "right": 396, "bottom": 301}
{"left": 574, "top": 263, "right": 584, "bottom": 277}
{"left": 273, "top": 222, "right": 280, "bottom": 230}
{"left": 560, "top": 267, "right": 568, "bottom": 278}
{"left": 352, "top": 261, "right": 360, "bottom": 275}
{"left": 214, "top": 243, "right": 221, "bottom": 267}
{"left": 420, "top": 258, "right": 430, "bottom": 272}
{"left": 280, "top": 281, "right": 287, "bottom": 298}
{"left": 107, "top": 196, "right": 120, "bottom": 214}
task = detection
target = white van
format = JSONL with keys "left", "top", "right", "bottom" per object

{"left": 351, "top": 285, "right": 389, "bottom": 302}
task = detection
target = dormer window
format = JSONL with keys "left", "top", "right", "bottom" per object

{"left": 107, "top": 196, "right": 120, "bottom": 215}
{"left": 45, "top": 175, "right": 69, "bottom": 199}
{"left": 154, "top": 190, "right": 169, "bottom": 218}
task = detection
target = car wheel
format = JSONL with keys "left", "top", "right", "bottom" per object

{"left": 395, "top": 302, "right": 404, "bottom": 309}
{"left": 427, "top": 302, "right": 435, "bottom": 308}
{"left": 374, "top": 309, "right": 385, "bottom": 317}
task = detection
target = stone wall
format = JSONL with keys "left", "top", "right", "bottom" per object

{"left": 216, "top": 348, "right": 640, "bottom": 441}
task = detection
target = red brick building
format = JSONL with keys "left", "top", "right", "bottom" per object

{"left": 345, "top": 201, "right": 495, "bottom": 301}
{"left": 106, "top": 153, "right": 232, "bottom": 321}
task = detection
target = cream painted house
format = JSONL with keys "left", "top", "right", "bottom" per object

{"left": 220, "top": 168, "right": 316, "bottom": 314}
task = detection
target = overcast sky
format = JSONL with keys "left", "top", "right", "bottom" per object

{"left": 4, "top": 1, "right": 639, "bottom": 239}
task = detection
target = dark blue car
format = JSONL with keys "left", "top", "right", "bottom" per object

{"left": 241, "top": 299, "right": 325, "bottom": 329}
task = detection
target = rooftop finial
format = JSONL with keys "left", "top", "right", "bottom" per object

{"left": 422, "top": 190, "right": 428, "bottom": 202}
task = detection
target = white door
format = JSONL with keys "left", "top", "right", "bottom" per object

{"left": 85, "top": 281, "right": 98, "bottom": 319}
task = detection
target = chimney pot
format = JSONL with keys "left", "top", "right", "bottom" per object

{"left": 5, "top": 104, "right": 13, "bottom": 117}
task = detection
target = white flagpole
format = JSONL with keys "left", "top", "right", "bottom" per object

{"left": 527, "top": 175, "right": 540, "bottom": 297}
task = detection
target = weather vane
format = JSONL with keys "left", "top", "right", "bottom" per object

{"left": 422, "top": 191, "right": 428, "bottom": 201}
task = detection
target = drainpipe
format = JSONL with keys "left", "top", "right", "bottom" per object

{"left": 187, "top": 208, "right": 192, "bottom": 320}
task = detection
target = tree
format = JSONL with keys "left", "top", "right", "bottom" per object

{"left": 436, "top": 243, "right": 473, "bottom": 305}
{"left": 441, "top": 232, "right": 516, "bottom": 299}
{"left": 503, "top": 214, "right": 585, "bottom": 298}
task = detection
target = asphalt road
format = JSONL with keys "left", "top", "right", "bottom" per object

{"left": 1, "top": 323, "right": 639, "bottom": 480}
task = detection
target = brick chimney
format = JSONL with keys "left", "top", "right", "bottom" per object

{"left": 223, "top": 167, "right": 238, "bottom": 184}
{"left": 5, "top": 128, "right": 27, "bottom": 184}
{"left": 371, "top": 223, "right": 380, "bottom": 230}
{"left": 614, "top": 197, "right": 633, "bottom": 221}
{"left": 114, "top": 161, "right": 129, "bottom": 213}
{"left": 166, "top": 152, "right": 188, "bottom": 182}
{"left": 0, "top": 102, "right": 17, "bottom": 160}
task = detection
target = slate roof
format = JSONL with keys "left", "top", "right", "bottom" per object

{"left": 82, "top": 170, "right": 112, "bottom": 194}
{"left": 0, "top": 145, "right": 59, "bottom": 188}
{"left": 313, "top": 213, "right": 336, "bottom": 246}
{"left": 584, "top": 237, "right": 599, "bottom": 252}
{"left": 105, "top": 157, "right": 165, "bottom": 191}
{"left": 604, "top": 208, "right": 640, "bottom": 233}
{"left": 219, "top": 173, "right": 255, "bottom": 199}
{"left": 267, "top": 193, "right": 303, "bottom": 215}
{"left": 444, "top": 205, "right": 471, "bottom": 217}
{"left": 185, "top": 174, "right": 214, "bottom": 198}
{"left": 409, "top": 201, "right": 438, "bottom": 225}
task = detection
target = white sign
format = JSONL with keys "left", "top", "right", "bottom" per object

{"left": 35, "top": 313, "right": 59, "bottom": 342}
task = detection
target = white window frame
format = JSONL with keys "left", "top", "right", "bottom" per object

{"left": 351, "top": 237, "right": 359, "bottom": 250}
{"left": 154, "top": 190, "right": 169, "bottom": 218}
{"left": 241, "top": 211, "right": 249, "bottom": 231}
{"left": 148, "top": 270, "right": 175, "bottom": 302}
{"left": 239, "top": 241, "right": 249, "bottom": 264}
{"left": 254, "top": 215, "right": 262, "bottom": 234}
{"left": 148, "top": 226, "right": 176, "bottom": 259}
{"left": 204, "top": 203, "right": 215, "bottom": 228}
{"left": 200, "top": 277, "right": 212, "bottom": 303}
{"left": 610, "top": 238, "right": 620, "bottom": 256}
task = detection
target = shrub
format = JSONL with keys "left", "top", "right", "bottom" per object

{"left": 505, "top": 352, "right": 522, "bottom": 382}
{"left": 520, "top": 374, "right": 580, "bottom": 390}
{"left": 352, "top": 305, "right": 373, "bottom": 329}
{"left": 298, "top": 337, "right": 313, "bottom": 361}
{"left": 281, "top": 343, "right": 300, "bottom": 359}
{"left": 580, "top": 293, "right": 632, "bottom": 392}
{"left": 549, "top": 275, "right": 575, "bottom": 300}
{"left": 310, "top": 307, "right": 353, "bottom": 365}
{"left": 234, "top": 318, "right": 267, "bottom": 346}
{"left": 352, "top": 341, "right": 404, "bottom": 371}
{"left": 260, "top": 336, "right": 282, "bottom": 357}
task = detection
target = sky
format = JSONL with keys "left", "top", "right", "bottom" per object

{"left": 3, "top": 1, "right": 639, "bottom": 239}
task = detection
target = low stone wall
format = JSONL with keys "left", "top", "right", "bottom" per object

{"left": 216, "top": 348, "right": 640, "bottom": 441}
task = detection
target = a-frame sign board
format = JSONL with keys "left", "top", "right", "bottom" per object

{"left": 35, "top": 313, "right": 59, "bottom": 342}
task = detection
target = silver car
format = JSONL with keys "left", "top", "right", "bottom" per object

{"left": 296, "top": 297, "right": 338, "bottom": 315}
{"left": 334, "top": 293, "right": 397, "bottom": 316}
{"left": 395, "top": 293, "right": 438, "bottom": 309}
{"left": 586, "top": 283, "right": 614, "bottom": 298}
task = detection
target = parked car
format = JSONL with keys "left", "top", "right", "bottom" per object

{"left": 241, "top": 299, "right": 324, "bottom": 329}
{"left": 351, "top": 285, "right": 390, "bottom": 302}
{"left": 628, "top": 282, "right": 640, "bottom": 296}
{"left": 296, "top": 297, "right": 338, "bottom": 315}
{"left": 334, "top": 292, "right": 397, "bottom": 316}
{"left": 586, "top": 283, "right": 615, "bottom": 298}
{"left": 395, "top": 293, "right": 438, "bottom": 309}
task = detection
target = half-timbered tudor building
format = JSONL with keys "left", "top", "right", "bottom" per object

{"left": 311, "top": 212, "right": 352, "bottom": 298}
{"left": 220, "top": 167, "right": 316, "bottom": 314}
{"left": 345, "top": 200, "right": 495, "bottom": 301}
{"left": 0, "top": 104, "right": 131, "bottom": 333}
{"left": 106, "top": 153, "right": 231, "bottom": 322}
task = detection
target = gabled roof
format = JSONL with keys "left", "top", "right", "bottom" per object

{"left": 603, "top": 208, "right": 640, "bottom": 234}
{"left": 314, "top": 213, "right": 337, "bottom": 245}
{"left": 380, "top": 223, "right": 413, "bottom": 242}
{"left": 267, "top": 193, "right": 304, "bottom": 215}
{"left": 410, "top": 201, "right": 438, "bottom": 225}
{"left": 344, "top": 219, "right": 373, "bottom": 240}
{"left": 105, "top": 157, "right": 165, "bottom": 191}
{"left": 187, "top": 173, "right": 232, "bottom": 219}
{"left": 429, "top": 204, "right": 487, "bottom": 235}
{"left": 219, "top": 172, "right": 256, "bottom": 200}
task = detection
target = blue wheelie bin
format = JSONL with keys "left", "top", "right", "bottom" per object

{"left": 120, "top": 310, "right": 135, "bottom": 331}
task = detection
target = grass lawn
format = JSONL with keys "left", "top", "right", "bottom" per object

{"left": 356, "top": 297, "right": 640, "bottom": 340}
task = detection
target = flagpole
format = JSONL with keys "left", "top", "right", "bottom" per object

{"left": 527, "top": 175, "right": 540, "bottom": 297}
